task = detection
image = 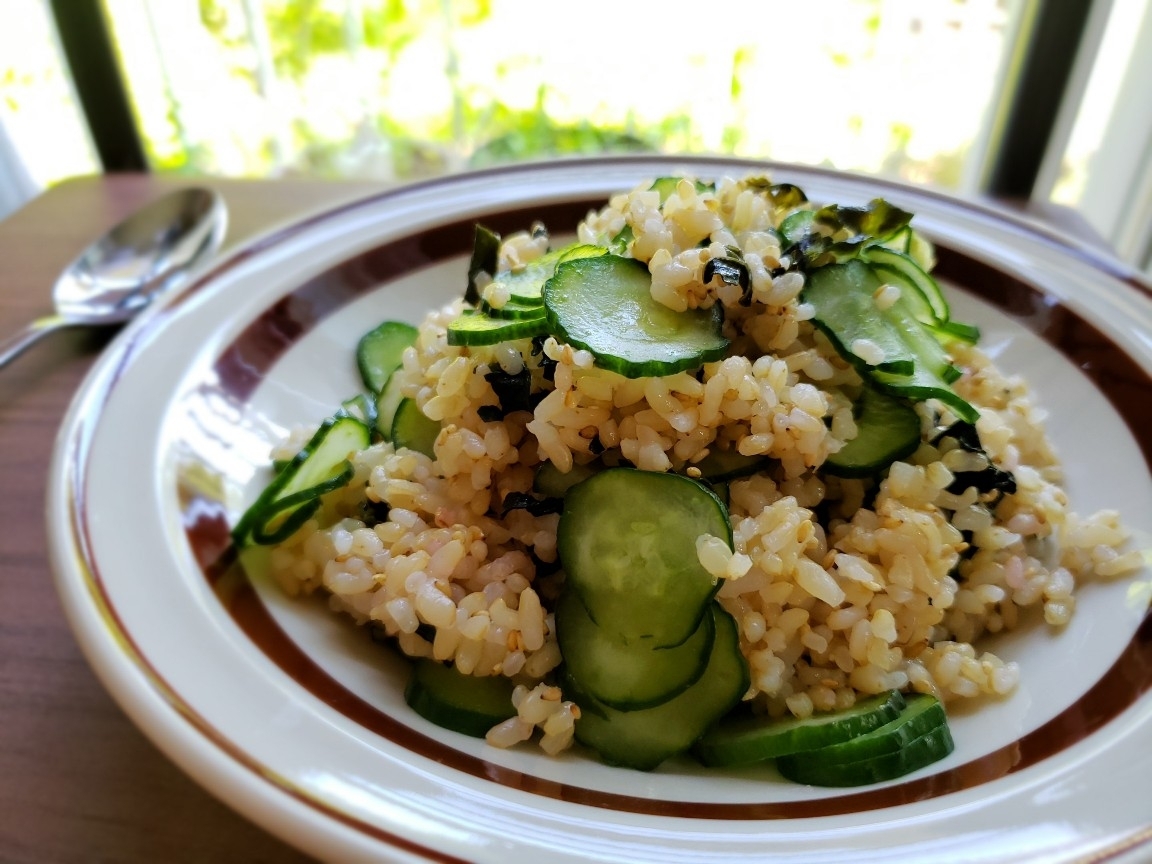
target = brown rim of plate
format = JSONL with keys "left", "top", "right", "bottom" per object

{"left": 65, "top": 160, "right": 1152, "bottom": 853}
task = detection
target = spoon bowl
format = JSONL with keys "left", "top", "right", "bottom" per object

{"left": 0, "top": 186, "right": 227, "bottom": 367}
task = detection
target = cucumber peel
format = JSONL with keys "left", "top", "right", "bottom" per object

{"left": 693, "top": 689, "right": 907, "bottom": 767}
{"left": 557, "top": 467, "right": 730, "bottom": 647}
{"left": 544, "top": 254, "right": 729, "bottom": 378}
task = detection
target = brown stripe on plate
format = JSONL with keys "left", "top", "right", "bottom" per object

{"left": 934, "top": 247, "right": 1152, "bottom": 468}
{"left": 190, "top": 507, "right": 1152, "bottom": 819}
{"left": 175, "top": 217, "right": 1152, "bottom": 821}
{"left": 67, "top": 414, "right": 469, "bottom": 864}
{"left": 182, "top": 224, "right": 1152, "bottom": 820}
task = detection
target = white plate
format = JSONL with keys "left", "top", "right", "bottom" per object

{"left": 48, "top": 157, "right": 1152, "bottom": 863}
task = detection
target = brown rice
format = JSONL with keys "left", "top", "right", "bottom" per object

{"left": 262, "top": 174, "right": 1142, "bottom": 757}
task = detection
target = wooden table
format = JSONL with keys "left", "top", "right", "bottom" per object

{"left": 0, "top": 174, "right": 384, "bottom": 863}
{"left": 0, "top": 172, "right": 1112, "bottom": 863}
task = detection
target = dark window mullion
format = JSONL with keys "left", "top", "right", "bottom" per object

{"left": 983, "top": 0, "right": 1097, "bottom": 199}
{"left": 50, "top": 0, "right": 148, "bottom": 172}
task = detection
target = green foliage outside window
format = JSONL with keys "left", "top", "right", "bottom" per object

{"left": 93, "top": 0, "right": 1015, "bottom": 189}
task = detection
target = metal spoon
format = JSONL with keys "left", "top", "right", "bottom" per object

{"left": 0, "top": 186, "right": 227, "bottom": 369}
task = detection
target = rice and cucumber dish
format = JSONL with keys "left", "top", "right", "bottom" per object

{"left": 232, "top": 174, "right": 1143, "bottom": 785}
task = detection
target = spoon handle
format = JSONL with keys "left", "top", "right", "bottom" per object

{"left": 0, "top": 315, "right": 71, "bottom": 370}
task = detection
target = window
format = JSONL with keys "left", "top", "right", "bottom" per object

{"left": 0, "top": 0, "right": 97, "bottom": 214}
{"left": 93, "top": 0, "right": 1024, "bottom": 192}
{"left": 1042, "top": 0, "right": 1152, "bottom": 273}
{"left": 8, "top": 0, "right": 1150, "bottom": 279}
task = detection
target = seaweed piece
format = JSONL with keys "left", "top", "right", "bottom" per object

{"left": 357, "top": 498, "right": 391, "bottom": 527}
{"left": 484, "top": 366, "right": 533, "bottom": 416}
{"left": 501, "top": 491, "right": 564, "bottom": 518}
{"left": 783, "top": 198, "right": 915, "bottom": 271}
{"left": 703, "top": 256, "right": 752, "bottom": 305}
{"left": 815, "top": 199, "right": 913, "bottom": 241}
{"left": 768, "top": 182, "right": 808, "bottom": 210}
{"left": 932, "top": 422, "right": 1017, "bottom": 498}
{"left": 531, "top": 334, "right": 557, "bottom": 382}
{"left": 465, "top": 223, "right": 501, "bottom": 306}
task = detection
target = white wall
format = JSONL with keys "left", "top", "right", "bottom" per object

{"left": 0, "top": 113, "right": 39, "bottom": 221}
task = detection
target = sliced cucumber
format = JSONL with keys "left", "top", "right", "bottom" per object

{"left": 557, "top": 243, "right": 609, "bottom": 265}
{"left": 446, "top": 309, "right": 548, "bottom": 346}
{"left": 404, "top": 659, "right": 517, "bottom": 738}
{"left": 357, "top": 321, "right": 418, "bottom": 393}
{"left": 533, "top": 460, "right": 602, "bottom": 498}
{"left": 557, "top": 468, "right": 731, "bottom": 648}
{"left": 480, "top": 297, "right": 546, "bottom": 320}
{"left": 544, "top": 254, "right": 729, "bottom": 378}
{"left": 693, "top": 689, "right": 906, "bottom": 767}
{"left": 823, "top": 386, "right": 921, "bottom": 478}
{"left": 864, "top": 245, "right": 948, "bottom": 324}
{"left": 928, "top": 318, "right": 981, "bottom": 345}
{"left": 649, "top": 176, "right": 713, "bottom": 203}
{"left": 232, "top": 414, "right": 371, "bottom": 547}
{"left": 339, "top": 392, "right": 378, "bottom": 430}
{"left": 710, "top": 480, "right": 730, "bottom": 508}
{"left": 556, "top": 588, "right": 715, "bottom": 711}
{"left": 869, "top": 263, "right": 939, "bottom": 330}
{"left": 775, "top": 693, "right": 953, "bottom": 786}
{"left": 693, "top": 447, "right": 768, "bottom": 483}
{"left": 878, "top": 225, "right": 912, "bottom": 253}
{"left": 780, "top": 209, "right": 816, "bottom": 247}
{"left": 390, "top": 398, "right": 440, "bottom": 458}
{"left": 485, "top": 243, "right": 606, "bottom": 306}
{"left": 803, "top": 260, "right": 978, "bottom": 423}
{"left": 569, "top": 604, "right": 749, "bottom": 771}
{"left": 465, "top": 223, "right": 501, "bottom": 306}
{"left": 801, "top": 262, "right": 917, "bottom": 376}
{"left": 374, "top": 373, "right": 406, "bottom": 441}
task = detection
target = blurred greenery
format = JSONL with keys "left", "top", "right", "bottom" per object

{"left": 69, "top": 0, "right": 1015, "bottom": 189}
{"left": 186, "top": 0, "right": 658, "bottom": 179}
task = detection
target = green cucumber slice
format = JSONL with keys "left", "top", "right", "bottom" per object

{"left": 357, "top": 321, "right": 418, "bottom": 393}
{"left": 869, "top": 263, "right": 939, "bottom": 329}
{"left": 928, "top": 318, "right": 981, "bottom": 345}
{"left": 801, "top": 261, "right": 917, "bottom": 376}
{"left": 465, "top": 223, "right": 501, "bottom": 306}
{"left": 556, "top": 588, "right": 715, "bottom": 711}
{"left": 803, "top": 260, "right": 978, "bottom": 423}
{"left": 533, "top": 460, "right": 602, "bottom": 498}
{"left": 390, "top": 398, "right": 440, "bottom": 458}
{"left": 879, "top": 225, "right": 912, "bottom": 253}
{"left": 775, "top": 693, "right": 953, "bottom": 786}
{"left": 569, "top": 604, "right": 749, "bottom": 771}
{"left": 480, "top": 297, "right": 546, "bottom": 320}
{"left": 485, "top": 243, "right": 607, "bottom": 306}
{"left": 693, "top": 448, "right": 768, "bottom": 483}
{"left": 693, "top": 689, "right": 906, "bottom": 767}
{"left": 404, "top": 659, "right": 517, "bottom": 738}
{"left": 557, "top": 243, "right": 609, "bottom": 265}
{"left": 823, "top": 386, "right": 922, "bottom": 478}
{"left": 446, "top": 309, "right": 548, "bottom": 346}
{"left": 778, "top": 722, "right": 955, "bottom": 787}
{"left": 339, "top": 392, "right": 378, "bottom": 429}
{"left": 557, "top": 467, "right": 730, "bottom": 647}
{"left": 232, "top": 414, "right": 371, "bottom": 547}
{"left": 864, "top": 245, "right": 949, "bottom": 324}
{"left": 375, "top": 374, "right": 406, "bottom": 441}
{"left": 544, "top": 254, "right": 729, "bottom": 378}
{"left": 649, "top": 176, "right": 713, "bottom": 203}
{"left": 780, "top": 209, "right": 816, "bottom": 247}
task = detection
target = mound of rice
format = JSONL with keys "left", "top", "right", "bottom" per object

{"left": 263, "top": 175, "right": 1142, "bottom": 756}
